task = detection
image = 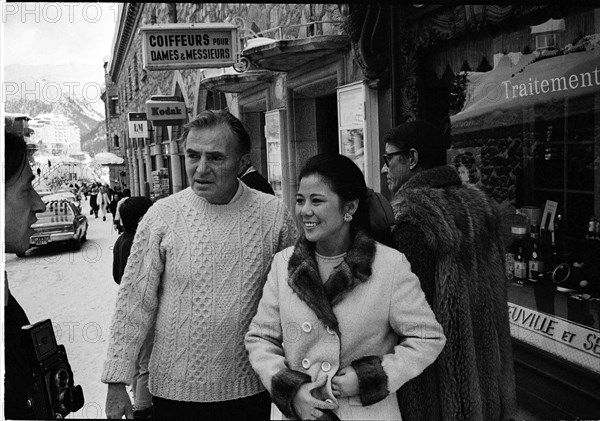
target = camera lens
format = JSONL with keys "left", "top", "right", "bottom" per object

{"left": 54, "top": 368, "right": 69, "bottom": 389}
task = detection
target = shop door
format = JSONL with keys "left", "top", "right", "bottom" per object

{"left": 315, "top": 93, "right": 338, "bottom": 155}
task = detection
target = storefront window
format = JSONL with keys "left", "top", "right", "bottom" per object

{"left": 449, "top": 19, "right": 600, "bottom": 372}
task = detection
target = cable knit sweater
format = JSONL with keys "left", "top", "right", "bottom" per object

{"left": 101, "top": 182, "right": 297, "bottom": 402}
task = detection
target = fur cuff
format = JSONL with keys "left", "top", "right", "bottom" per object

{"left": 271, "top": 368, "right": 312, "bottom": 418}
{"left": 351, "top": 355, "right": 389, "bottom": 406}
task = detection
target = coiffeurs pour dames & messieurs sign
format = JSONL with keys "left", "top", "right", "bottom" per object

{"left": 140, "top": 23, "right": 238, "bottom": 71}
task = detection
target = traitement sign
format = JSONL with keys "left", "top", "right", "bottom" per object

{"left": 140, "top": 23, "right": 238, "bottom": 71}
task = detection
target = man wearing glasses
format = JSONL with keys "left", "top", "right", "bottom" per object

{"left": 381, "top": 120, "right": 517, "bottom": 421}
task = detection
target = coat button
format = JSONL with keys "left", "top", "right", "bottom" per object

{"left": 302, "top": 322, "right": 312, "bottom": 333}
{"left": 321, "top": 361, "right": 332, "bottom": 372}
{"left": 302, "top": 358, "right": 310, "bottom": 369}
{"left": 326, "top": 326, "right": 335, "bottom": 335}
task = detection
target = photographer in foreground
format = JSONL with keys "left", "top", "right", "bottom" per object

{"left": 4, "top": 131, "right": 46, "bottom": 418}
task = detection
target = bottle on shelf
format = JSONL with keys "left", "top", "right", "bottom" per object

{"left": 553, "top": 213, "right": 565, "bottom": 260}
{"left": 505, "top": 209, "right": 530, "bottom": 285}
{"left": 514, "top": 245, "right": 528, "bottom": 286}
{"left": 528, "top": 238, "right": 544, "bottom": 283}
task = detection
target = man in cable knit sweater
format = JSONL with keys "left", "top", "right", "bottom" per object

{"left": 102, "top": 110, "right": 297, "bottom": 420}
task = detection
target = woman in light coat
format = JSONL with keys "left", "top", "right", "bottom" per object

{"left": 245, "top": 154, "right": 446, "bottom": 420}
{"left": 100, "top": 184, "right": 110, "bottom": 221}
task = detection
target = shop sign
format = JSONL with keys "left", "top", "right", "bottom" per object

{"left": 140, "top": 23, "right": 238, "bottom": 71}
{"left": 508, "top": 303, "right": 600, "bottom": 373}
{"left": 128, "top": 113, "right": 148, "bottom": 138}
{"left": 145, "top": 98, "right": 186, "bottom": 126}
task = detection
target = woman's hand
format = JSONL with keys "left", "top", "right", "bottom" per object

{"left": 292, "top": 375, "right": 338, "bottom": 420}
{"left": 331, "top": 366, "right": 360, "bottom": 398}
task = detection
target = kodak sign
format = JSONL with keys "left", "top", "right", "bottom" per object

{"left": 145, "top": 96, "right": 187, "bottom": 126}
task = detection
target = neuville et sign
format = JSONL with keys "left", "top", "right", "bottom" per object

{"left": 140, "top": 23, "right": 238, "bottom": 71}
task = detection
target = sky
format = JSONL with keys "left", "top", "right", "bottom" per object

{"left": 2, "top": 2, "right": 119, "bottom": 83}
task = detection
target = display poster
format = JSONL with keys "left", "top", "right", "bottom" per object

{"left": 338, "top": 83, "right": 366, "bottom": 176}
{"left": 265, "top": 110, "right": 283, "bottom": 198}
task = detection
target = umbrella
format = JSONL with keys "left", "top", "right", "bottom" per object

{"left": 92, "top": 152, "right": 125, "bottom": 166}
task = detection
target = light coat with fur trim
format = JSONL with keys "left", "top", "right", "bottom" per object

{"left": 391, "top": 166, "right": 517, "bottom": 421}
{"left": 245, "top": 231, "right": 446, "bottom": 420}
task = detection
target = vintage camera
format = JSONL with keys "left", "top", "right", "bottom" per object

{"left": 22, "top": 319, "right": 85, "bottom": 419}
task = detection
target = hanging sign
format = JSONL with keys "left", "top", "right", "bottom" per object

{"left": 128, "top": 112, "right": 148, "bottom": 138}
{"left": 145, "top": 96, "right": 186, "bottom": 126}
{"left": 140, "top": 23, "right": 238, "bottom": 71}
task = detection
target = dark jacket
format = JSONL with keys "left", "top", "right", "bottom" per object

{"left": 240, "top": 169, "right": 275, "bottom": 195}
{"left": 391, "top": 166, "right": 516, "bottom": 421}
{"left": 113, "top": 232, "right": 135, "bottom": 285}
{"left": 4, "top": 288, "right": 33, "bottom": 419}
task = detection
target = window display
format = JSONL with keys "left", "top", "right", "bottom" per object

{"left": 449, "top": 19, "right": 600, "bottom": 372}
{"left": 265, "top": 109, "right": 285, "bottom": 198}
{"left": 337, "top": 81, "right": 380, "bottom": 190}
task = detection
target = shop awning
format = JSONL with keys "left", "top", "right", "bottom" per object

{"left": 451, "top": 48, "right": 600, "bottom": 134}
{"left": 199, "top": 67, "right": 273, "bottom": 93}
{"left": 242, "top": 35, "right": 349, "bottom": 72}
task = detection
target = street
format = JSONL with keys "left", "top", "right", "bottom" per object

{"left": 5, "top": 198, "right": 121, "bottom": 419}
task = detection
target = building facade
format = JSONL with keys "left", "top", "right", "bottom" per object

{"left": 29, "top": 113, "right": 82, "bottom": 156}
{"left": 103, "top": 3, "right": 600, "bottom": 417}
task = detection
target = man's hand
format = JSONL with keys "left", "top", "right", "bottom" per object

{"left": 292, "top": 375, "right": 338, "bottom": 420}
{"left": 106, "top": 383, "right": 133, "bottom": 419}
{"left": 331, "top": 366, "right": 360, "bottom": 398}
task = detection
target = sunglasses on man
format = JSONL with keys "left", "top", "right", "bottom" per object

{"left": 382, "top": 150, "right": 408, "bottom": 166}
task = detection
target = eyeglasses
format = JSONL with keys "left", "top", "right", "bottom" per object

{"left": 382, "top": 151, "right": 408, "bottom": 166}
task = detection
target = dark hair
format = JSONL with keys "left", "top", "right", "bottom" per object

{"left": 122, "top": 188, "right": 131, "bottom": 197}
{"left": 4, "top": 131, "right": 28, "bottom": 183}
{"left": 119, "top": 196, "right": 153, "bottom": 233}
{"left": 181, "top": 109, "right": 251, "bottom": 155}
{"left": 382, "top": 119, "right": 450, "bottom": 169}
{"left": 298, "top": 154, "right": 370, "bottom": 233}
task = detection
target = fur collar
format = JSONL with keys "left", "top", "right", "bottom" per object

{"left": 287, "top": 229, "right": 376, "bottom": 336}
{"left": 402, "top": 165, "right": 461, "bottom": 190}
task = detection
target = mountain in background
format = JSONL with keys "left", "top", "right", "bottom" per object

{"left": 4, "top": 62, "right": 106, "bottom": 116}
{"left": 80, "top": 121, "right": 108, "bottom": 155}
{"left": 4, "top": 62, "right": 108, "bottom": 154}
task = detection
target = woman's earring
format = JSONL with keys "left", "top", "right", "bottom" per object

{"left": 343, "top": 212, "right": 353, "bottom": 222}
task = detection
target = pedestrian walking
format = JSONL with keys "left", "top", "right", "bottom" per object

{"left": 245, "top": 154, "right": 445, "bottom": 421}
{"left": 112, "top": 196, "right": 154, "bottom": 419}
{"left": 381, "top": 120, "right": 517, "bottom": 421}
{"left": 89, "top": 183, "right": 100, "bottom": 218}
{"left": 102, "top": 110, "right": 298, "bottom": 420}
{"left": 36, "top": 167, "right": 41, "bottom": 178}
{"left": 113, "top": 188, "right": 131, "bottom": 233}
{"left": 100, "top": 185, "right": 110, "bottom": 221}
{"left": 4, "top": 131, "right": 47, "bottom": 418}
{"left": 48, "top": 159, "right": 51, "bottom": 169}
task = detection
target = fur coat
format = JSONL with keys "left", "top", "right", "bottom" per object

{"left": 245, "top": 230, "right": 446, "bottom": 420}
{"left": 391, "top": 166, "right": 517, "bottom": 421}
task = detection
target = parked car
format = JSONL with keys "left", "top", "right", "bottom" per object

{"left": 19, "top": 199, "right": 88, "bottom": 256}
